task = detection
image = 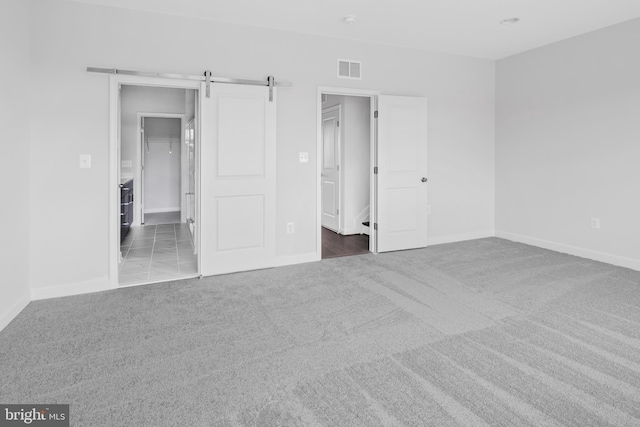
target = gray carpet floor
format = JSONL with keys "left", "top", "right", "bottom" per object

{"left": 1, "top": 237, "right": 640, "bottom": 426}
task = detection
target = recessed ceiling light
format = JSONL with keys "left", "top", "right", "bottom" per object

{"left": 344, "top": 15, "right": 357, "bottom": 25}
{"left": 500, "top": 18, "right": 520, "bottom": 25}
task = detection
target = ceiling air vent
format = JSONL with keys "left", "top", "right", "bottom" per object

{"left": 338, "top": 59, "right": 362, "bottom": 79}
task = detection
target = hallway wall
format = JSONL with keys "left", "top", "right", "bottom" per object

{"left": 496, "top": 18, "right": 640, "bottom": 269}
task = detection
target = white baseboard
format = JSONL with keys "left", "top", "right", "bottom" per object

{"left": 496, "top": 230, "right": 640, "bottom": 272}
{"left": 144, "top": 207, "right": 181, "bottom": 214}
{"left": 0, "top": 291, "right": 30, "bottom": 332}
{"left": 427, "top": 230, "right": 495, "bottom": 246}
{"left": 341, "top": 228, "right": 362, "bottom": 236}
{"left": 274, "top": 252, "right": 320, "bottom": 267}
{"left": 31, "top": 277, "right": 111, "bottom": 301}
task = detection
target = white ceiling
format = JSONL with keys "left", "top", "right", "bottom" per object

{"left": 68, "top": 0, "right": 640, "bottom": 59}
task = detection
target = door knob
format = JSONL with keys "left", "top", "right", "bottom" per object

{"left": 421, "top": 177, "right": 428, "bottom": 183}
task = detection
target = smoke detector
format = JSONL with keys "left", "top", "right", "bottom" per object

{"left": 344, "top": 15, "right": 357, "bottom": 25}
{"left": 500, "top": 18, "right": 520, "bottom": 25}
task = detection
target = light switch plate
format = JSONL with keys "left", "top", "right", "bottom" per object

{"left": 299, "top": 152, "right": 309, "bottom": 163}
{"left": 79, "top": 154, "right": 92, "bottom": 169}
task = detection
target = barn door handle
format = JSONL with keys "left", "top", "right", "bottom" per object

{"left": 421, "top": 177, "right": 428, "bottom": 183}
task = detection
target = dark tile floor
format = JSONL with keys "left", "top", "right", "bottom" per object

{"left": 119, "top": 223, "right": 197, "bottom": 285}
{"left": 321, "top": 227, "right": 370, "bottom": 259}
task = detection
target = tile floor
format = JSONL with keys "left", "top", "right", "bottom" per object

{"left": 119, "top": 222, "right": 197, "bottom": 286}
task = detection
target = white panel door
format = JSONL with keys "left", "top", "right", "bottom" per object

{"left": 321, "top": 106, "right": 340, "bottom": 232}
{"left": 200, "top": 83, "right": 276, "bottom": 276}
{"left": 377, "top": 95, "right": 428, "bottom": 252}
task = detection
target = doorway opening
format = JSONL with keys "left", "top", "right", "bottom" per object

{"left": 117, "top": 85, "right": 198, "bottom": 286}
{"left": 140, "top": 116, "right": 182, "bottom": 226}
{"left": 319, "top": 91, "right": 376, "bottom": 259}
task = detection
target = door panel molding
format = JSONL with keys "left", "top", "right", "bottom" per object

{"left": 321, "top": 105, "right": 341, "bottom": 233}
{"left": 200, "top": 83, "right": 276, "bottom": 276}
{"left": 377, "top": 95, "right": 428, "bottom": 252}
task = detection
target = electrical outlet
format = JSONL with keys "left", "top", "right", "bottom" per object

{"left": 299, "top": 152, "right": 309, "bottom": 163}
{"left": 286, "top": 222, "right": 295, "bottom": 234}
{"left": 121, "top": 160, "right": 132, "bottom": 168}
{"left": 591, "top": 217, "right": 600, "bottom": 230}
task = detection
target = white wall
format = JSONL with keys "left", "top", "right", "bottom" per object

{"left": 28, "top": 0, "right": 495, "bottom": 296}
{"left": 496, "top": 18, "right": 640, "bottom": 270}
{"left": 120, "top": 86, "right": 186, "bottom": 174}
{"left": 143, "top": 118, "right": 181, "bottom": 213}
{"left": 0, "top": 0, "right": 32, "bottom": 328}
{"left": 323, "top": 95, "right": 344, "bottom": 110}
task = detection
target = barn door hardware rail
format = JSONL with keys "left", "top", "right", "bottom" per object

{"left": 87, "top": 67, "right": 291, "bottom": 101}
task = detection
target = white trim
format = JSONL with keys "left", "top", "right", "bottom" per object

{"left": 342, "top": 228, "right": 364, "bottom": 236}
{"left": 31, "top": 277, "right": 110, "bottom": 301}
{"left": 496, "top": 230, "right": 640, "bottom": 272}
{"left": 317, "top": 86, "right": 379, "bottom": 260}
{"left": 427, "top": 230, "right": 495, "bottom": 246}
{"left": 117, "top": 274, "right": 199, "bottom": 290}
{"left": 143, "top": 207, "right": 181, "bottom": 214}
{"left": 275, "top": 252, "right": 321, "bottom": 267}
{"left": 321, "top": 105, "right": 340, "bottom": 114}
{"left": 0, "top": 291, "right": 30, "bottom": 332}
{"left": 109, "top": 77, "right": 120, "bottom": 290}
{"left": 109, "top": 74, "right": 201, "bottom": 290}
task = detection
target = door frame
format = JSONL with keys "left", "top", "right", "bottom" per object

{"left": 316, "top": 86, "right": 379, "bottom": 256}
{"left": 136, "top": 113, "right": 186, "bottom": 226}
{"left": 320, "top": 104, "right": 342, "bottom": 233}
{"left": 109, "top": 74, "right": 201, "bottom": 290}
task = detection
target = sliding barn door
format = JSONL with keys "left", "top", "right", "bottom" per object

{"left": 377, "top": 95, "right": 428, "bottom": 253}
{"left": 200, "top": 83, "right": 276, "bottom": 276}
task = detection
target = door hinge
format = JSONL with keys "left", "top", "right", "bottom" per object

{"left": 374, "top": 223, "right": 378, "bottom": 230}
{"left": 336, "top": 120, "right": 340, "bottom": 127}
{"left": 337, "top": 164, "right": 340, "bottom": 171}
{"left": 337, "top": 208, "right": 339, "bottom": 215}
{"left": 374, "top": 110, "right": 379, "bottom": 119}
{"left": 373, "top": 166, "right": 378, "bottom": 174}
